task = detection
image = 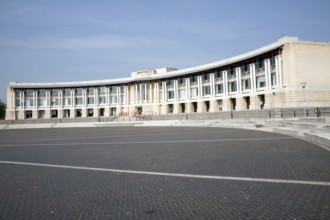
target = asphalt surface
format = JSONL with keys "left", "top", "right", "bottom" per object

{"left": 0, "top": 126, "right": 330, "bottom": 219}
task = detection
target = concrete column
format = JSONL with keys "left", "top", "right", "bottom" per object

{"left": 174, "top": 80, "right": 178, "bottom": 101}
{"left": 144, "top": 83, "right": 147, "bottom": 103}
{"left": 163, "top": 82, "right": 167, "bottom": 103}
{"left": 149, "top": 83, "right": 152, "bottom": 103}
{"left": 198, "top": 76, "right": 202, "bottom": 99}
{"left": 209, "top": 100, "right": 217, "bottom": 112}
{"left": 160, "top": 104, "right": 167, "bottom": 115}
{"left": 156, "top": 82, "right": 159, "bottom": 103}
{"left": 249, "top": 95, "right": 259, "bottom": 110}
{"left": 235, "top": 97, "right": 246, "bottom": 111}
{"left": 223, "top": 71, "right": 228, "bottom": 96}
{"left": 33, "top": 90, "right": 36, "bottom": 108}
{"left": 125, "top": 86, "right": 129, "bottom": 105}
{"left": 12, "top": 88, "right": 16, "bottom": 110}
{"left": 35, "top": 90, "right": 38, "bottom": 109}
{"left": 222, "top": 98, "right": 230, "bottom": 111}
{"left": 83, "top": 89, "right": 87, "bottom": 107}
{"left": 276, "top": 55, "right": 283, "bottom": 87}
{"left": 236, "top": 67, "right": 241, "bottom": 94}
{"left": 59, "top": 89, "right": 63, "bottom": 107}
{"left": 106, "top": 87, "right": 110, "bottom": 106}
{"left": 46, "top": 90, "right": 50, "bottom": 108}
{"left": 94, "top": 88, "right": 98, "bottom": 106}
{"left": 19, "top": 91, "right": 22, "bottom": 109}
{"left": 82, "top": 108, "right": 87, "bottom": 118}
{"left": 210, "top": 73, "right": 215, "bottom": 98}
{"left": 250, "top": 64, "right": 256, "bottom": 92}
{"left": 264, "top": 59, "right": 270, "bottom": 90}
{"left": 117, "top": 87, "right": 120, "bottom": 105}
{"left": 186, "top": 78, "right": 190, "bottom": 101}
{"left": 173, "top": 103, "right": 180, "bottom": 114}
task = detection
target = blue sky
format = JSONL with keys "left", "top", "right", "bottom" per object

{"left": 1, "top": 0, "right": 330, "bottom": 102}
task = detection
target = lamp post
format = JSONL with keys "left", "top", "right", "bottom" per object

{"left": 300, "top": 82, "right": 306, "bottom": 117}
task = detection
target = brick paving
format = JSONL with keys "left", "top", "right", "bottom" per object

{"left": 0, "top": 127, "right": 330, "bottom": 219}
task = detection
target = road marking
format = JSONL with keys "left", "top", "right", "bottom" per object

{"left": 0, "top": 137, "right": 295, "bottom": 147}
{"left": 0, "top": 128, "right": 239, "bottom": 143}
{"left": 0, "top": 160, "right": 328, "bottom": 186}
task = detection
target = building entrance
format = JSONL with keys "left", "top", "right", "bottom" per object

{"left": 136, "top": 107, "right": 142, "bottom": 116}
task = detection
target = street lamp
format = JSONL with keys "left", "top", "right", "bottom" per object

{"left": 300, "top": 82, "right": 306, "bottom": 117}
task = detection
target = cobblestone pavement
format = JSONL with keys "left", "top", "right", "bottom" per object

{"left": 0, "top": 127, "right": 330, "bottom": 219}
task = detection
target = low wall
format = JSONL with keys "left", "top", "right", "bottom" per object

{"left": 1, "top": 107, "right": 329, "bottom": 124}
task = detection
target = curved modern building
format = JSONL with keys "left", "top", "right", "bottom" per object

{"left": 5, "top": 36, "right": 330, "bottom": 120}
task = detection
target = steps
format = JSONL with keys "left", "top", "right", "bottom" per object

{"left": 272, "top": 117, "right": 330, "bottom": 150}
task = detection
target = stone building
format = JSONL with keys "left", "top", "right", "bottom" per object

{"left": 5, "top": 36, "right": 330, "bottom": 120}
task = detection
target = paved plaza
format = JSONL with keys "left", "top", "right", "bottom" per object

{"left": 0, "top": 126, "right": 330, "bottom": 219}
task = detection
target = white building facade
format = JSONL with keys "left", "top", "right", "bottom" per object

{"left": 5, "top": 37, "right": 330, "bottom": 120}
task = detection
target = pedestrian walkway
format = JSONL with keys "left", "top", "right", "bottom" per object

{"left": 1, "top": 117, "right": 330, "bottom": 151}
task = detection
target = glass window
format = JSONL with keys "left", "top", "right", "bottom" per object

{"left": 110, "top": 96, "right": 117, "bottom": 104}
{"left": 228, "top": 82, "right": 237, "bottom": 92}
{"left": 39, "top": 110, "right": 45, "bottom": 119}
{"left": 25, "top": 99, "right": 33, "bottom": 107}
{"left": 167, "top": 80, "right": 174, "bottom": 86}
{"left": 203, "top": 86, "right": 211, "bottom": 95}
{"left": 203, "top": 74, "right": 210, "bottom": 81}
{"left": 88, "top": 97, "right": 94, "bottom": 105}
{"left": 167, "top": 91, "right": 174, "bottom": 100}
{"left": 76, "top": 98, "right": 83, "bottom": 105}
{"left": 257, "top": 59, "right": 264, "bottom": 68}
{"left": 179, "top": 89, "right": 186, "bottom": 99}
{"left": 110, "top": 86, "right": 117, "bottom": 93}
{"left": 99, "top": 97, "right": 106, "bottom": 104}
{"left": 38, "top": 99, "right": 47, "bottom": 106}
{"left": 216, "top": 84, "right": 223, "bottom": 94}
{"left": 15, "top": 90, "right": 20, "bottom": 96}
{"left": 121, "top": 95, "right": 125, "bottom": 104}
{"left": 64, "top": 98, "right": 71, "bottom": 106}
{"left": 64, "top": 89, "right": 71, "bottom": 96}
{"left": 270, "top": 57, "right": 275, "bottom": 65}
{"left": 242, "top": 79, "right": 251, "bottom": 90}
{"left": 229, "top": 68, "right": 235, "bottom": 76}
{"left": 190, "top": 88, "right": 198, "bottom": 97}
{"left": 178, "top": 78, "right": 185, "bottom": 85}
{"left": 51, "top": 98, "right": 59, "bottom": 106}
{"left": 216, "top": 71, "right": 223, "bottom": 79}
{"left": 38, "top": 89, "right": 46, "bottom": 96}
{"left": 190, "top": 75, "right": 197, "bottom": 83}
{"left": 26, "top": 90, "right": 34, "bottom": 97}
{"left": 87, "top": 87, "right": 94, "bottom": 95}
{"left": 51, "top": 89, "right": 58, "bottom": 96}
{"left": 99, "top": 87, "right": 107, "bottom": 94}
{"left": 271, "top": 73, "right": 277, "bottom": 86}
{"left": 76, "top": 88, "right": 83, "bottom": 96}
{"left": 256, "top": 76, "right": 266, "bottom": 88}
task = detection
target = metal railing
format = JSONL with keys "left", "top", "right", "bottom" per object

{"left": 314, "top": 108, "right": 330, "bottom": 117}
{"left": 269, "top": 108, "right": 330, "bottom": 118}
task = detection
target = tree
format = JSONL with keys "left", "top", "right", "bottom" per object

{"left": 0, "top": 100, "right": 6, "bottom": 119}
